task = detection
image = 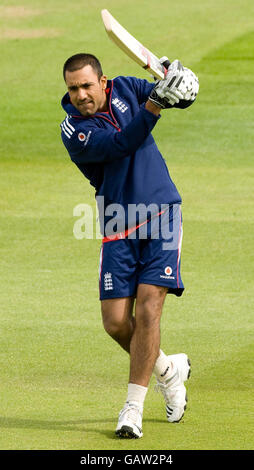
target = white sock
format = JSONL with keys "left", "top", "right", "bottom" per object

{"left": 126, "top": 383, "right": 148, "bottom": 409}
{"left": 153, "top": 349, "right": 173, "bottom": 382}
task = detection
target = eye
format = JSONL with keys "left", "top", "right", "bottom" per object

{"left": 82, "top": 83, "right": 92, "bottom": 89}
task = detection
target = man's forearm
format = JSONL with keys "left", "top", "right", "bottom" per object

{"left": 145, "top": 100, "right": 161, "bottom": 116}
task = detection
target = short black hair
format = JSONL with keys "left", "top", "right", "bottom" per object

{"left": 63, "top": 53, "right": 103, "bottom": 80}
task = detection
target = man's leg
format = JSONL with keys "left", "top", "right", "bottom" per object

{"left": 101, "top": 296, "right": 135, "bottom": 352}
{"left": 101, "top": 288, "right": 170, "bottom": 385}
{"left": 114, "top": 284, "right": 168, "bottom": 438}
{"left": 129, "top": 283, "right": 168, "bottom": 387}
{"left": 101, "top": 287, "right": 190, "bottom": 437}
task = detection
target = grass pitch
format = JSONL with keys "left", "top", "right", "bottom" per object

{"left": 0, "top": 0, "right": 253, "bottom": 450}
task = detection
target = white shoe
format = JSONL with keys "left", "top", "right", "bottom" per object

{"left": 115, "top": 402, "right": 143, "bottom": 438}
{"left": 156, "top": 353, "right": 191, "bottom": 423}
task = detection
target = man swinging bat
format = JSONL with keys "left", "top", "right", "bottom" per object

{"left": 60, "top": 49, "right": 199, "bottom": 438}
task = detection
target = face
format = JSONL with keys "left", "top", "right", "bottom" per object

{"left": 65, "top": 65, "right": 108, "bottom": 116}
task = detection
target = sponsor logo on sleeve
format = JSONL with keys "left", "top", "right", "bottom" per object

{"left": 78, "top": 130, "right": 92, "bottom": 146}
{"left": 78, "top": 132, "right": 86, "bottom": 141}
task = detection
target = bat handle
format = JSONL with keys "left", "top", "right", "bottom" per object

{"left": 161, "top": 58, "right": 171, "bottom": 77}
{"left": 162, "top": 59, "right": 171, "bottom": 68}
{"left": 153, "top": 58, "right": 171, "bottom": 80}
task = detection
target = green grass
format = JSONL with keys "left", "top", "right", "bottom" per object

{"left": 0, "top": 0, "right": 253, "bottom": 450}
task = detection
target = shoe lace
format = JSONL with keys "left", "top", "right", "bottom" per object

{"left": 154, "top": 381, "right": 170, "bottom": 399}
{"left": 122, "top": 402, "right": 142, "bottom": 420}
{"left": 154, "top": 377, "right": 181, "bottom": 406}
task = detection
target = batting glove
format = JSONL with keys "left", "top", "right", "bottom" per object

{"left": 162, "top": 58, "right": 199, "bottom": 108}
{"left": 173, "top": 67, "right": 199, "bottom": 108}
{"left": 149, "top": 58, "right": 199, "bottom": 109}
{"left": 149, "top": 59, "right": 185, "bottom": 108}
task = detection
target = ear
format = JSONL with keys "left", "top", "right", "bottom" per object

{"left": 101, "top": 74, "right": 107, "bottom": 90}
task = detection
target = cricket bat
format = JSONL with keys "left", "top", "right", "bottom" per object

{"left": 101, "top": 9, "right": 169, "bottom": 79}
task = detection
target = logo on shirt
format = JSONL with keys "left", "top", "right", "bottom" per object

{"left": 78, "top": 132, "right": 86, "bottom": 141}
{"left": 78, "top": 130, "right": 92, "bottom": 146}
{"left": 112, "top": 98, "right": 128, "bottom": 113}
{"left": 104, "top": 272, "right": 113, "bottom": 291}
{"left": 61, "top": 116, "right": 75, "bottom": 140}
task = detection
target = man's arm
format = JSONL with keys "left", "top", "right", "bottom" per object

{"left": 61, "top": 104, "right": 161, "bottom": 165}
{"left": 145, "top": 100, "right": 161, "bottom": 116}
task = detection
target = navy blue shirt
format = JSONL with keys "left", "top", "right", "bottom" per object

{"left": 60, "top": 76, "right": 181, "bottom": 234}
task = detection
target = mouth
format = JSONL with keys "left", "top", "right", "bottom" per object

{"left": 78, "top": 100, "right": 93, "bottom": 107}
{"left": 78, "top": 100, "right": 95, "bottom": 116}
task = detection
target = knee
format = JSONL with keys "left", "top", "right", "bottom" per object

{"left": 101, "top": 307, "right": 127, "bottom": 339}
{"left": 102, "top": 315, "right": 123, "bottom": 338}
{"left": 135, "top": 294, "right": 163, "bottom": 329}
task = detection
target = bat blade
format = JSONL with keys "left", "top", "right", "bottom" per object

{"left": 101, "top": 9, "right": 166, "bottom": 79}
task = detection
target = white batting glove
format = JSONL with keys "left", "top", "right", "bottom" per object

{"left": 177, "top": 67, "right": 199, "bottom": 101}
{"left": 159, "top": 58, "right": 199, "bottom": 102}
{"left": 149, "top": 59, "right": 199, "bottom": 109}
{"left": 159, "top": 59, "right": 187, "bottom": 104}
{"left": 149, "top": 59, "right": 185, "bottom": 108}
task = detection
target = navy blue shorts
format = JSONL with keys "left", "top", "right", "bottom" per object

{"left": 99, "top": 204, "right": 184, "bottom": 300}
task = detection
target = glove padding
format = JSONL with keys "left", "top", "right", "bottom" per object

{"left": 149, "top": 58, "right": 199, "bottom": 109}
{"left": 173, "top": 67, "right": 199, "bottom": 108}
{"left": 149, "top": 59, "right": 185, "bottom": 108}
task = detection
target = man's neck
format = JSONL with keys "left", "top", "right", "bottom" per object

{"left": 98, "top": 90, "right": 109, "bottom": 113}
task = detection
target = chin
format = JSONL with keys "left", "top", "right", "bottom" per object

{"left": 79, "top": 106, "right": 96, "bottom": 117}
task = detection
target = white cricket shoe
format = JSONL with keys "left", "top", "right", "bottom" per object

{"left": 115, "top": 402, "right": 143, "bottom": 438}
{"left": 156, "top": 353, "right": 191, "bottom": 423}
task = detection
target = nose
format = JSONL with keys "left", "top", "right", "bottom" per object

{"left": 77, "top": 87, "right": 88, "bottom": 101}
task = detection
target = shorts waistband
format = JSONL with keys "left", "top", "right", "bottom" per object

{"left": 102, "top": 210, "right": 165, "bottom": 243}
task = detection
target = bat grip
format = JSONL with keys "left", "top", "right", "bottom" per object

{"left": 163, "top": 59, "right": 171, "bottom": 68}
{"left": 160, "top": 58, "right": 171, "bottom": 78}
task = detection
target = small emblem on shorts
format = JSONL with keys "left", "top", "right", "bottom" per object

{"left": 78, "top": 132, "right": 86, "bottom": 141}
{"left": 164, "top": 266, "right": 172, "bottom": 276}
{"left": 160, "top": 266, "right": 175, "bottom": 280}
{"left": 104, "top": 272, "right": 113, "bottom": 291}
